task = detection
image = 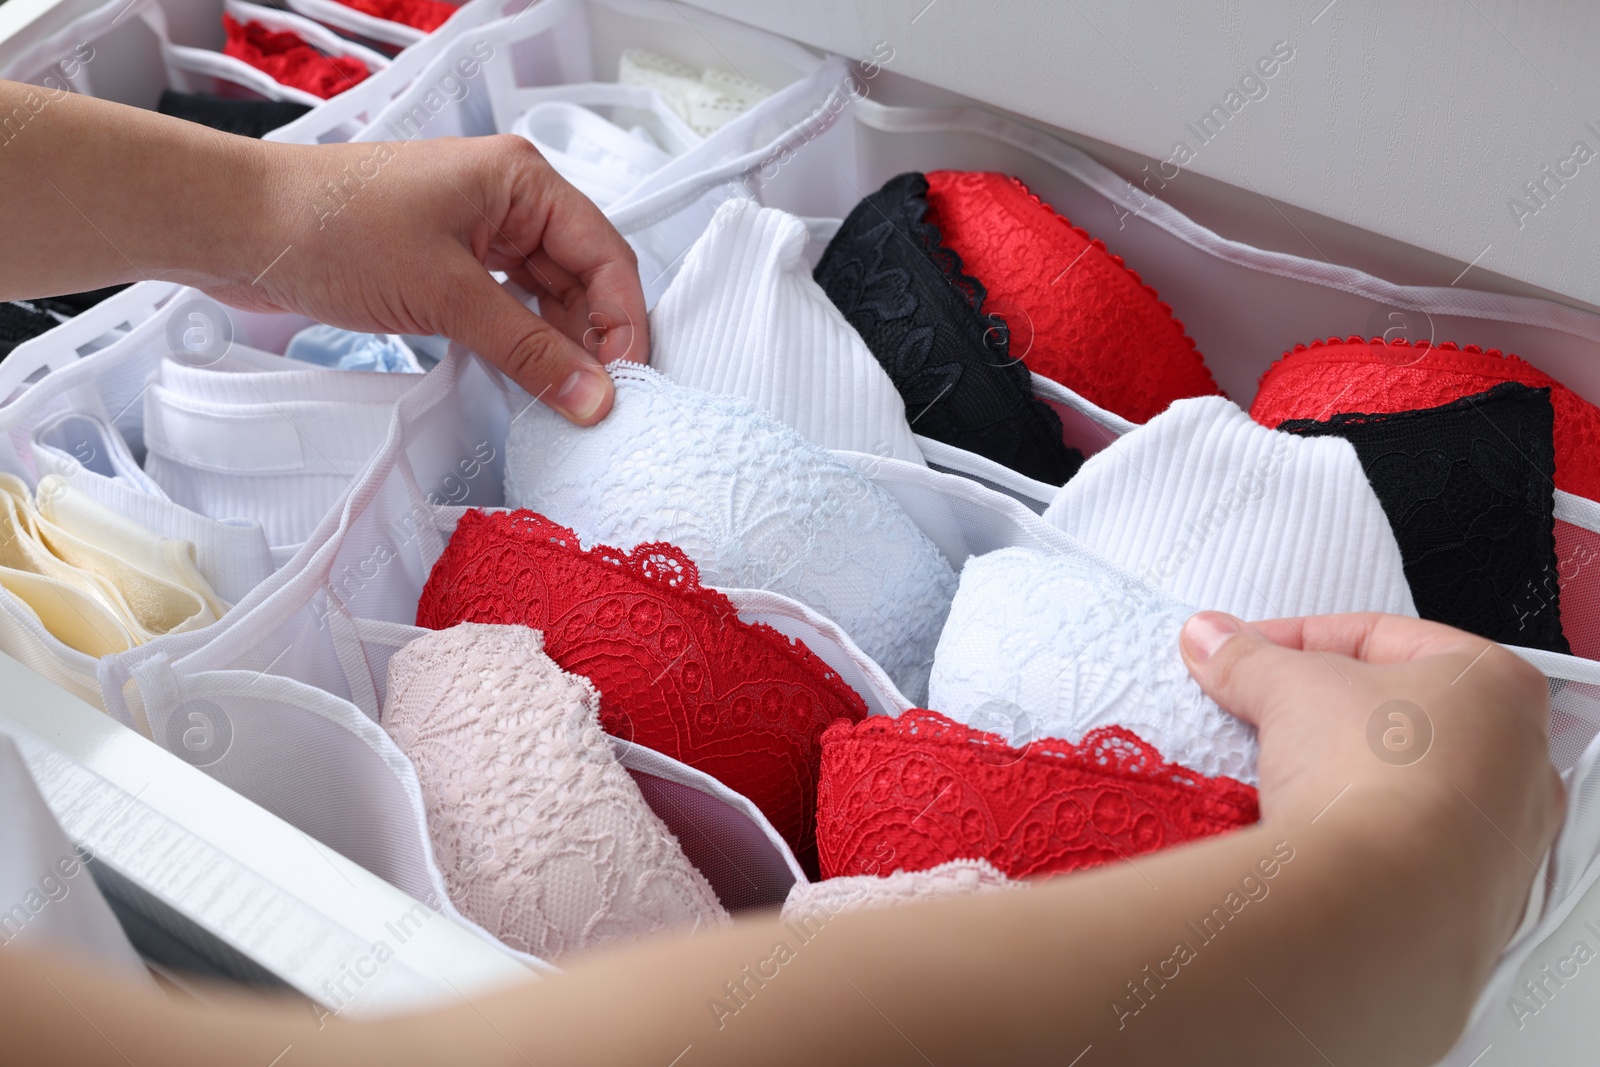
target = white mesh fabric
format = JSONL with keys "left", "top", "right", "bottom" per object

{"left": 97, "top": 348, "right": 877, "bottom": 965}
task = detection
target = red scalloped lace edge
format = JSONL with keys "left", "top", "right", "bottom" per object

{"left": 464, "top": 509, "right": 868, "bottom": 717}
{"left": 997, "top": 174, "right": 1219, "bottom": 395}
{"left": 1256, "top": 335, "right": 1545, "bottom": 395}
{"left": 825, "top": 708, "right": 1254, "bottom": 798}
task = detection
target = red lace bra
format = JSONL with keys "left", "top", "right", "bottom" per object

{"left": 415, "top": 509, "right": 869, "bottom": 874}
{"left": 816, "top": 709, "right": 1258, "bottom": 881}
{"left": 1252, "top": 337, "right": 1600, "bottom": 501}
{"left": 222, "top": 15, "right": 369, "bottom": 100}
{"left": 923, "top": 170, "right": 1221, "bottom": 424}
{"left": 334, "top": 0, "right": 456, "bottom": 32}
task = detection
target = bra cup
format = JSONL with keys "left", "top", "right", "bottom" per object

{"left": 383, "top": 624, "right": 728, "bottom": 962}
{"left": 1043, "top": 395, "right": 1417, "bottom": 621}
{"left": 928, "top": 545, "right": 1258, "bottom": 785}
{"left": 651, "top": 198, "right": 925, "bottom": 464}
{"left": 505, "top": 364, "right": 957, "bottom": 703}
{"left": 923, "top": 170, "right": 1220, "bottom": 425}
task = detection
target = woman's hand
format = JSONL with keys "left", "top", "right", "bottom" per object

{"left": 227, "top": 135, "right": 648, "bottom": 423}
{"left": 1182, "top": 610, "right": 1564, "bottom": 960}
{"left": 0, "top": 80, "right": 647, "bottom": 424}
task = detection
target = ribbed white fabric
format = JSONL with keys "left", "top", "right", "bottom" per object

{"left": 505, "top": 363, "right": 956, "bottom": 702}
{"left": 142, "top": 355, "right": 422, "bottom": 550}
{"left": 928, "top": 545, "right": 1257, "bottom": 785}
{"left": 1042, "top": 396, "right": 1418, "bottom": 620}
{"left": 651, "top": 199, "right": 924, "bottom": 464}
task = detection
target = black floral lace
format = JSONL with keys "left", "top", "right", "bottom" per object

{"left": 1281, "top": 382, "right": 1570, "bottom": 654}
{"left": 813, "top": 172, "right": 1083, "bottom": 486}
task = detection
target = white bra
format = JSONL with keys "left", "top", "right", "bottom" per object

{"left": 928, "top": 545, "right": 1257, "bottom": 785}
{"left": 511, "top": 84, "right": 701, "bottom": 211}
{"left": 31, "top": 411, "right": 275, "bottom": 606}
{"left": 505, "top": 363, "right": 957, "bottom": 702}
{"left": 383, "top": 624, "right": 727, "bottom": 961}
{"left": 1042, "top": 395, "right": 1417, "bottom": 620}
{"left": 651, "top": 198, "right": 925, "bottom": 464}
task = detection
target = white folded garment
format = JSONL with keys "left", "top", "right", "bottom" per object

{"left": 1043, "top": 395, "right": 1418, "bottom": 620}
{"left": 651, "top": 198, "right": 924, "bottom": 464}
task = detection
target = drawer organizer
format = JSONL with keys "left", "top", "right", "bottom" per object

{"left": 1, "top": 1, "right": 1597, "bottom": 1061}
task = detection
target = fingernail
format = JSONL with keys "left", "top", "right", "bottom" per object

{"left": 1183, "top": 612, "right": 1242, "bottom": 662}
{"left": 554, "top": 367, "right": 609, "bottom": 422}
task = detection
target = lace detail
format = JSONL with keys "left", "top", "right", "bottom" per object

{"left": 1252, "top": 336, "right": 1600, "bottom": 503}
{"left": 780, "top": 858, "right": 1019, "bottom": 923}
{"left": 416, "top": 509, "right": 870, "bottom": 874}
{"left": 813, "top": 172, "right": 1084, "bottom": 486}
{"left": 334, "top": 0, "right": 456, "bottom": 31}
{"left": 221, "top": 15, "right": 369, "bottom": 100}
{"left": 816, "top": 710, "right": 1258, "bottom": 880}
{"left": 383, "top": 624, "right": 727, "bottom": 961}
{"left": 505, "top": 362, "right": 957, "bottom": 703}
{"left": 923, "top": 171, "right": 1221, "bottom": 424}
{"left": 928, "top": 546, "right": 1258, "bottom": 784}
{"left": 1281, "top": 383, "right": 1570, "bottom": 653}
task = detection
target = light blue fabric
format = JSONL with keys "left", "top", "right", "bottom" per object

{"left": 284, "top": 325, "right": 423, "bottom": 373}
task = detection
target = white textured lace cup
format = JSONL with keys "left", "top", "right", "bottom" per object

{"left": 651, "top": 198, "right": 924, "bottom": 464}
{"left": 928, "top": 545, "right": 1258, "bottom": 785}
{"left": 382, "top": 624, "right": 728, "bottom": 961}
{"left": 1042, "top": 395, "right": 1417, "bottom": 620}
{"left": 505, "top": 363, "right": 957, "bottom": 703}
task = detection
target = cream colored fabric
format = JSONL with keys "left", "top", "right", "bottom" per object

{"left": 37, "top": 475, "right": 230, "bottom": 620}
{"left": 0, "top": 473, "right": 220, "bottom": 657}
{"left": 617, "top": 48, "right": 770, "bottom": 136}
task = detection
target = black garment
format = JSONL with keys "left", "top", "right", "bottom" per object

{"left": 0, "top": 284, "right": 130, "bottom": 360}
{"left": 158, "top": 89, "right": 312, "bottom": 139}
{"left": 1281, "top": 381, "right": 1570, "bottom": 654}
{"left": 0, "top": 301, "right": 64, "bottom": 359}
{"left": 814, "top": 172, "right": 1083, "bottom": 486}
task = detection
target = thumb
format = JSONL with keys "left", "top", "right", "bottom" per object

{"left": 438, "top": 259, "right": 615, "bottom": 425}
{"left": 1179, "top": 611, "right": 1306, "bottom": 730}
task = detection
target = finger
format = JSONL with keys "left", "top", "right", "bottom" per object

{"left": 1249, "top": 613, "right": 1488, "bottom": 665}
{"left": 1179, "top": 612, "right": 1320, "bottom": 729}
{"left": 525, "top": 173, "right": 650, "bottom": 365}
{"left": 436, "top": 257, "right": 614, "bottom": 425}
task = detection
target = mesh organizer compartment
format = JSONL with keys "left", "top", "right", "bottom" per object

{"left": 592, "top": 93, "right": 1600, "bottom": 1062}
{"left": 0, "top": 0, "right": 388, "bottom": 112}
{"left": 90, "top": 341, "right": 944, "bottom": 954}
{"left": 167, "top": 0, "right": 393, "bottom": 109}
{"left": 290, "top": 0, "right": 845, "bottom": 272}
{"left": 0, "top": 0, "right": 532, "bottom": 136}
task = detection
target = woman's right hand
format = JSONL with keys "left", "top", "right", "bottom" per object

{"left": 1181, "top": 610, "right": 1564, "bottom": 957}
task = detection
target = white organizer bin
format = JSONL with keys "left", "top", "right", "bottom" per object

{"left": 0, "top": 4, "right": 1597, "bottom": 1056}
